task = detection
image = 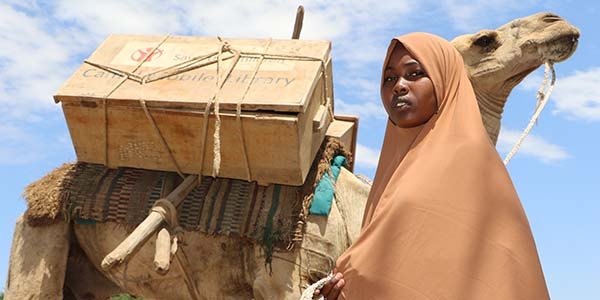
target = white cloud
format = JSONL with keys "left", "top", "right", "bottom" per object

{"left": 497, "top": 128, "right": 570, "bottom": 164}
{"left": 336, "top": 97, "right": 386, "bottom": 120}
{"left": 179, "top": 1, "right": 421, "bottom": 70}
{"left": 355, "top": 143, "right": 380, "bottom": 168}
{"left": 55, "top": 0, "right": 186, "bottom": 38}
{"left": 183, "top": 1, "right": 345, "bottom": 40}
{"left": 0, "top": 3, "right": 83, "bottom": 118}
{"left": 550, "top": 68, "right": 600, "bottom": 121}
{"left": 0, "top": 121, "right": 74, "bottom": 166}
{"left": 356, "top": 127, "right": 569, "bottom": 169}
{"left": 344, "top": 77, "right": 380, "bottom": 99}
{"left": 519, "top": 67, "right": 600, "bottom": 121}
{"left": 440, "top": 0, "right": 539, "bottom": 32}
{"left": 0, "top": 123, "right": 31, "bottom": 142}
{"left": 0, "top": 124, "right": 42, "bottom": 165}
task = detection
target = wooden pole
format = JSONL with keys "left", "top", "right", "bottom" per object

{"left": 154, "top": 227, "right": 172, "bottom": 274}
{"left": 101, "top": 175, "right": 198, "bottom": 270}
{"left": 292, "top": 5, "right": 304, "bottom": 39}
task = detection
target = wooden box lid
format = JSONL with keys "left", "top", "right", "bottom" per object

{"left": 54, "top": 34, "right": 332, "bottom": 114}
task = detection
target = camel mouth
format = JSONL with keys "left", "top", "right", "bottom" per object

{"left": 501, "top": 32, "right": 578, "bottom": 89}
{"left": 539, "top": 33, "right": 579, "bottom": 62}
{"left": 469, "top": 62, "right": 502, "bottom": 78}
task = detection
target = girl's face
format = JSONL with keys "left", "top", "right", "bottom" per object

{"left": 381, "top": 44, "right": 437, "bottom": 128}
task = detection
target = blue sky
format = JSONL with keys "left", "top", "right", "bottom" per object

{"left": 1, "top": 0, "right": 598, "bottom": 298}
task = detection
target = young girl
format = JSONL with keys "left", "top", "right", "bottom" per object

{"left": 317, "top": 32, "right": 549, "bottom": 299}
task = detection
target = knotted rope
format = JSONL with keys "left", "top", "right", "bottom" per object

{"left": 203, "top": 38, "right": 242, "bottom": 177}
{"left": 151, "top": 198, "right": 179, "bottom": 229}
{"left": 503, "top": 61, "right": 556, "bottom": 164}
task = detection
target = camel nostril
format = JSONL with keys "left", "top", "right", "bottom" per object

{"left": 572, "top": 35, "right": 579, "bottom": 43}
{"left": 542, "top": 13, "right": 562, "bottom": 23}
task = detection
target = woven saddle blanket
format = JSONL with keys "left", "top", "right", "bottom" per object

{"left": 63, "top": 163, "right": 308, "bottom": 248}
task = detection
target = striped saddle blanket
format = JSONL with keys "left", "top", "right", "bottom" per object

{"left": 63, "top": 163, "right": 309, "bottom": 248}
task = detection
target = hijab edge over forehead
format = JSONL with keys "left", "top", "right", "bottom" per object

{"left": 382, "top": 32, "right": 466, "bottom": 113}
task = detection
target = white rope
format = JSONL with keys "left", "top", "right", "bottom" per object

{"left": 503, "top": 61, "right": 556, "bottom": 165}
{"left": 355, "top": 174, "right": 373, "bottom": 186}
{"left": 299, "top": 273, "right": 334, "bottom": 300}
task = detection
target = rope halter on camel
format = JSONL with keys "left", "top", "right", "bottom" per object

{"left": 300, "top": 273, "right": 334, "bottom": 300}
{"left": 503, "top": 61, "right": 556, "bottom": 165}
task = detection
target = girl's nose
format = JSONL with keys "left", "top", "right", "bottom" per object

{"left": 393, "top": 78, "right": 408, "bottom": 95}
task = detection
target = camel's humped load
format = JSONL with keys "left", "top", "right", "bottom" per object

{"left": 54, "top": 35, "right": 336, "bottom": 186}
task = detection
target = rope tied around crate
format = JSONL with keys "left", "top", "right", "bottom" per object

{"left": 139, "top": 77, "right": 186, "bottom": 178}
{"left": 84, "top": 35, "right": 332, "bottom": 182}
{"left": 233, "top": 38, "right": 273, "bottom": 181}
{"left": 197, "top": 38, "right": 242, "bottom": 179}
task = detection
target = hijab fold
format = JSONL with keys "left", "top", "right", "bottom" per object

{"left": 336, "top": 32, "right": 549, "bottom": 300}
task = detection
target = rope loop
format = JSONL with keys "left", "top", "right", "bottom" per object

{"left": 503, "top": 61, "right": 556, "bottom": 164}
{"left": 220, "top": 39, "right": 231, "bottom": 52}
{"left": 151, "top": 198, "right": 179, "bottom": 230}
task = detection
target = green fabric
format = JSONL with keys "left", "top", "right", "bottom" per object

{"left": 309, "top": 156, "right": 347, "bottom": 216}
{"left": 75, "top": 218, "right": 97, "bottom": 225}
{"left": 262, "top": 184, "right": 281, "bottom": 270}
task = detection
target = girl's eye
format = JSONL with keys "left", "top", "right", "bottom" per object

{"left": 407, "top": 70, "right": 426, "bottom": 79}
{"left": 384, "top": 76, "right": 398, "bottom": 83}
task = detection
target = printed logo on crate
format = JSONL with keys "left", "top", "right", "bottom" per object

{"left": 111, "top": 41, "right": 294, "bottom": 71}
{"left": 130, "top": 47, "right": 164, "bottom": 62}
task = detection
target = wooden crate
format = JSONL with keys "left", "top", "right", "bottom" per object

{"left": 325, "top": 115, "right": 359, "bottom": 172}
{"left": 55, "top": 34, "right": 334, "bottom": 186}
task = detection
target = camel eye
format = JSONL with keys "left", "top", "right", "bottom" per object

{"left": 474, "top": 35, "right": 494, "bottom": 47}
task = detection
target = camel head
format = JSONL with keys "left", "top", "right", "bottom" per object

{"left": 452, "top": 12, "right": 580, "bottom": 144}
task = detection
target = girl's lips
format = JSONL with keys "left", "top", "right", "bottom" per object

{"left": 391, "top": 97, "right": 410, "bottom": 109}
{"left": 395, "top": 102, "right": 408, "bottom": 109}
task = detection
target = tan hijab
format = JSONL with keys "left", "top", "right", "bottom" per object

{"left": 335, "top": 32, "right": 549, "bottom": 299}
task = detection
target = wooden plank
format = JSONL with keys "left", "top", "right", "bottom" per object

{"left": 101, "top": 175, "right": 198, "bottom": 270}
{"left": 325, "top": 115, "right": 359, "bottom": 171}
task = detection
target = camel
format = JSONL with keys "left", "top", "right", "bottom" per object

{"left": 5, "top": 12, "right": 579, "bottom": 300}
{"left": 452, "top": 12, "right": 579, "bottom": 144}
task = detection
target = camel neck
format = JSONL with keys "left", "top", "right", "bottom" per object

{"left": 474, "top": 87, "right": 509, "bottom": 145}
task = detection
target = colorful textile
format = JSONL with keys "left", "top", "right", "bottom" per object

{"left": 62, "top": 163, "right": 303, "bottom": 248}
